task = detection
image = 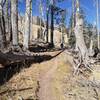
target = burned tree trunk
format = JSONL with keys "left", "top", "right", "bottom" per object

{"left": 23, "top": 0, "right": 32, "bottom": 50}
{"left": 46, "top": 0, "right": 49, "bottom": 43}
{"left": 0, "top": 0, "right": 6, "bottom": 50}
{"left": 11, "top": 0, "right": 18, "bottom": 47}
{"left": 50, "top": 5, "right": 54, "bottom": 47}
{"left": 46, "top": 8, "right": 49, "bottom": 43}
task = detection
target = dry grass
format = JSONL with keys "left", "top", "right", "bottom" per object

{"left": 51, "top": 52, "right": 72, "bottom": 100}
{"left": 0, "top": 50, "right": 100, "bottom": 100}
{"left": 0, "top": 51, "right": 63, "bottom": 99}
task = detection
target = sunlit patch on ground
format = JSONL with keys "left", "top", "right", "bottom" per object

{"left": 0, "top": 50, "right": 100, "bottom": 100}
{"left": 52, "top": 57, "right": 72, "bottom": 100}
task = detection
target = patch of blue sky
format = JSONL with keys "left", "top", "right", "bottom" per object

{"left": 18, "top": 0, "right": 100, "bottom": 28}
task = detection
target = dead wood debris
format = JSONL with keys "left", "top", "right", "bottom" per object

{"left": 72, "top": 51, "right": 100, "bottom": 76}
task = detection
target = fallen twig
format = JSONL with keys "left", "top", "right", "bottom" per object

{"left": 0, "top": 87, "right": 33, "bottom": 95}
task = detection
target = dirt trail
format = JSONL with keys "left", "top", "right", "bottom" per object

{"left": 0, "top": 50, "right": 72, "bottom": 100}
{"left": 38, "top": 50, "right": 72, "bottom": 100}
{"left": 1, "top": 50, "right": 99, "bottom": 100}
{"left": 38, "top": 55, "right": 58, "bottom": 100}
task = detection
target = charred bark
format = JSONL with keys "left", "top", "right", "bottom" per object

{"left": 50, "top": 5, "right": 54, "bottom": 47}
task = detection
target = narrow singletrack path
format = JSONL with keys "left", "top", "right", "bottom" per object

{"left": 38, "top": 50, "right": 72, "bottom": 100}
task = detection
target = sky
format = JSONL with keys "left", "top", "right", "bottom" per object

{"left": 18, "top": 0, "right": 100, "bottom": 27}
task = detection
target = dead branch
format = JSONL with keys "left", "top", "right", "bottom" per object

{"left": 0, "top": 87, "right": 33, "bottom": 95}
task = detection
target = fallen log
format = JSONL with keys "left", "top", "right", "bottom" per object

{"left": 0, "top": 52, "right": 35, "bottom": 67}
{"left": 0, "top": 51, "right": 55, "bottom": 68}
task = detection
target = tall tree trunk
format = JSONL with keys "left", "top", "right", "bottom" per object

{"left": 96, "top": 0, "right": 100, "bottom": 49}
{"left": 50, "top": 5, "right": 54, "bottom": 47}
{"left": 23, "top": 0, "right": 32, "bottom": 50}
{"left": 73, "top": 0, "right": 94, "bottom": 75}
{"left": 74, "top": 16, "right": 88, "bottom": 59}
{"left": 9, "top": 0, "right": 12, "bottom": 42}
{"left": 0, "top": 0, "right": 6, "bottom": 50}
{"left": 74, "top": 0, "right": 88, "bottom": 59}
{"left": 30, "top": 1, "right": 32, "bottom": 43}
{"left": 11, "top": 0, "right": 18, "bottom": 47}
{"left": 5, "top": 0, "right": 9, "bottom": 34}
{"left": 46, "top": 10, "right": 49, "bottom": 43}
{"left": 72, "top": 0, "right": 75, "bottom": 34}
{"left": 46, "top": 0, "right": 49, "bottom": 43}
{"left": 5, "top": 0, "right": 11, "bottom": 43}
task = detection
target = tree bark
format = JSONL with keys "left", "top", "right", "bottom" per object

{"left": 75, "top": 14, "right": 88, "bottom": 59}
{"left": 46, "top": 8, "right": 49, "bottom": 43}
{"left": 74, "top": 0, "right": 88, "bottom": 59}
{"left": 89, "top": 39, "right": 94, "bottom": 56}
{"left": 5, "top": 0, "right": 9, "bottom": 34}
{"left": 50, "top": 5, "right": 54, "bottom": 47}
{"left": 30, "top": 1, "right": 32, "bottom": 43}
{"left": 9, "top": 0, "right": 12, "bottom": 42}
{"left": 11, "top": 0, "right": 18, "bottom": 46}
{"left": 0, "top": 0, "right": 6, "bottom": 50}
{"left": 23, "top": 0, "right": 32, "bottom": 50}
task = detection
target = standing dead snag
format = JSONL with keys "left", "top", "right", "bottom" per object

{"left": 74, "top": 0, "right": 88, "bottom": 59}
{"left": 74, "top": 14, "right": 88, "bottom": 60}
{"left": 73, "top": 0, "right": 93, "bottom": 74}
{"left": 23, "top": 0, "right": 32, "bottom": 50}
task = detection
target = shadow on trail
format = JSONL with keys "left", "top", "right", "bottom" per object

{"left": 0, "top": 50, "right": 64, "bottom": 86}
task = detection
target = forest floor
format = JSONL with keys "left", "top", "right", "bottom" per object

{"left": 0, "top": 49, "right": 100, "bottom": 100}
